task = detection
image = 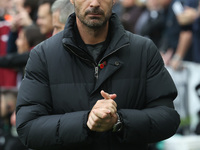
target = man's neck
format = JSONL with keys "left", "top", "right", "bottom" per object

{"left": 76, "top": 18, "right": 109, "bottom": 45}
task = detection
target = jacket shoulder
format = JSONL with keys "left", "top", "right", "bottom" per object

{"left": 37, "top": 31, "right": 63, "bottom": 50}
{"left": 126, "top": 31, "right": 154, "bottom": 46}
{"left": 125, "top": 31, "right": 159, "bottom": 58}
{"left": 31, "top": 31, "right": 64, "bottom": 59}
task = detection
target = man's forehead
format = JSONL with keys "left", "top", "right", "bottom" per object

{"left": 39, "top": 3, "right": 51, "bottom": 12}
{"left": 38, "top": 3, "right": 51, "bottom": 15}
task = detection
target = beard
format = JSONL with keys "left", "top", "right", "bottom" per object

{"left": 75, "top": 7, "right": 112, "bottom": 29}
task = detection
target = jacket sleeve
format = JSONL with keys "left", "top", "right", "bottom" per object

{"left": 16, "top": 47, "right": 89, "bottom": 149}
{"left": 0, "top": 52, "right": 29, "bottom": 68}
{"left": 117, "top": 40, "right": 180, "bottom": 144}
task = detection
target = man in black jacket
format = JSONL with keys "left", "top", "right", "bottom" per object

{"left": 16, "top": 0, "right": 180, "bottom": 149}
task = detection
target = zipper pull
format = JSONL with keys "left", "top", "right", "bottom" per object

{"left": 95, "top": 66, "right": 99, "bottom": 79}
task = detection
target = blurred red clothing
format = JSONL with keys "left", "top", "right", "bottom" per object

{"left": 0, "top": 20, "right": 17, "bottom": 87}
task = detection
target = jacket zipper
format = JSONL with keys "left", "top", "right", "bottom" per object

{"left": 64, "top": 43, "right": 129, "bottom": 79}
{"left": 94, "top": 43, "right": 129, "bottom": 79}
{"left": 94, "top": 66, "right": 99, "bottom": 79}
{"left": 64, "top": 44, "right": 98, "bottom": 79}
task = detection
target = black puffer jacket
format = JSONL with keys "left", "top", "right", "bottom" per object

{"left": 16, "top": 13, "right": 180, "bottom": 150}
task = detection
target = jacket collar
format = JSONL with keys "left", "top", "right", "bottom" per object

{"left": 62, "top": 13, "right": 130, "bottom": 93}
{"left": 62, "top": 13, "right": 129, "bottom": 62}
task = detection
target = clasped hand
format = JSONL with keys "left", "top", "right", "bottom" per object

{"left": 87, "top": 90, "right": 118, "bottom": 132}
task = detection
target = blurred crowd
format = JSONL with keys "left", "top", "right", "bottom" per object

{"left": 114, "top": 0, "right": 200, "bottom": 69}
{"left": 0, "top": 0, "right": 200, "bottom": 150}
{"left": 0, "top": 0, "right": 73, "bottom": 149}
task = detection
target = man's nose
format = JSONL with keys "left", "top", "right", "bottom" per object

{"left": 90, "top": 0, "right": 100, "bottom": 7}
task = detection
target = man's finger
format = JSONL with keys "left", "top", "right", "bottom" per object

{"left": 90, "top": 110, "right": 101, "bottom": 122}
{"left": 110, "top": 94, "right": 117, "bottom": 100}
{"left": 101, "top": 90, "right": 117, "bottom": 100}
{"left": 101, "top": 90, "right": 110, "bottom": 99}
{"left": 92, "top": 109, "right": 111, "bottom": 119}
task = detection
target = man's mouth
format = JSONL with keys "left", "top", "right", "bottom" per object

{"left": 85, "top": 8, "right": 104, "bottom": 17}
{"left": 87, "top": 13, "right": 102, "bottom": 17}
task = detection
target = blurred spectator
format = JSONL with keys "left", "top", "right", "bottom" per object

{"left": 193, "top": 58, "right": 200, "bottom": 134}
{"left": 37, "top": 0, "right": 55, "bottom": 37}
{"left": 0, "top": 0, "right": 73, "bottom": 69}
{"left": 158, "top": 0, "right": 195, "bottom": 70}
{"left": 0, "top": 0, "right": 40, "bottom": 88}
{"left": 195, "top": 108, "right": 200, "bottom": 135}
{"left": 16, "top": 24, "right": 46, "bottom": 54}
{"left": 0, "top": 0, "right": 73, "bottom": 87}
{"left": 119, "top": 0, "right": 145, "bottom": 33}
{"left": 0, "top": 0, "right": 55, "bottom": 89}
{"left": 188, "top": 0, "right": 200, "bottom": 63}
{"left": 175, "top": 0, "right": 198, "bottom": 26}
{"left": 0, "top": 0, "right": 17, "bottom": 88}
{"left": 0, "top": 0, "right": 6, "bottom": 19}
{"left": 0, "top": 24, "right": 46, "bottom": 88}
{"left": 0, "top": 88, "right": 27, "bottom": 150}
{"left": 135, "top": 0, "right": 166, "bottom": 47}
{"left": 24, "top": 0, "right": 40, "bottom": 22}
{"left": 6, "top": 0, "right": 35, "bottom": 54}
{"left": 136, "top": 0, "right": 147, "bottom": 6}
{"left": 192, "top": 0, "right": 200, "bottom": 135}
{"left": 169, "top": 0, "right": 200, "bottom": 69}
{"left": 0, "top": 89, "right": 17, "bottom": 120}
{"left": 51, "top": 0, "right": 74, "bottom": 35}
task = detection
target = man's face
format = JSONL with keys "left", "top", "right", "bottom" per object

{"left": 37, "top": 3, "right": 53, "bottom": 35}
{"left": 0, "top": 94, "right": 16, "bottom": 118}
{"left": 0, "top": 95, "right": 7, "bottom": 118}
{"left": 71, "top": 0, "right": 114, "bottom": 29}
{"left": 52, "top": 10, "right": 65, "bottom": 36}
{"left": 16, "top": 29, "right": 29, "bottom": 54}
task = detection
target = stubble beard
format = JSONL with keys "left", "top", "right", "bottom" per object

{"left": 75, "top": 7, "right": 112, "bottom": 29}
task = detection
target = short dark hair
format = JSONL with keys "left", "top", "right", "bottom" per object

{"left": 23, "top": 24, "right": 46, "bottom": 48}
{"left": 24, "top": 0, "right": 40, "bottom": 10}
{"left": 38, "top": 0, "right": 56, "bottom": 7}
{"left": 24, "top": 0, "right": 40, "bottom": 21}
{"left": 0, "top": 88, "right": 18, "bottom": 99}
